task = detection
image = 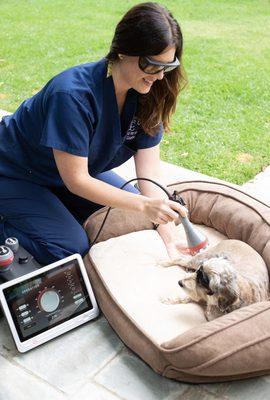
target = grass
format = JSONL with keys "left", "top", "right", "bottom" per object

{"left": 0, "top": 0, "right": 269, "bottom": 184}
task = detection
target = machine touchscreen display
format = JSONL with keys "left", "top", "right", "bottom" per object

{"left": 3, "top": 260, "right": 93, "bottom": 341}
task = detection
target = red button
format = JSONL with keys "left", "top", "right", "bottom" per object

{"left": 0, "top": 246, "right": 14, "bottom": 268}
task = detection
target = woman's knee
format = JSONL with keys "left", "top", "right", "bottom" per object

{"left": 2, "top": 222, "right": 90, "bottom": 265}
{"left": 95, "top": 170, "right": 140, "bottom": 194}
{"left": 74, "top": 228, "right": 90, "bottom": 257}
{"left": 39, "top": 228, "right": 90, "bottom": 264}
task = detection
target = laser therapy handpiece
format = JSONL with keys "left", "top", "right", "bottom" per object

{"left": 170, "top": 191, "right": 208, "bottom": 255}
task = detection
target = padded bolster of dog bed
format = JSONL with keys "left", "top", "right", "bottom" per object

{"left": 83, "top": 179, "right": 270, "bottom": 383}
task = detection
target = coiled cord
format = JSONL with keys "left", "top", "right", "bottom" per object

{"left": 91, "top": 177, "right": 185, "bottom": 245}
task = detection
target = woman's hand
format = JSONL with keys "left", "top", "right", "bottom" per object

{"left": 142, "top": 197, "right": 188, "bottom": 225}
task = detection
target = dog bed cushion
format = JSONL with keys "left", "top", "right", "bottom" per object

{"left": 89, "top": 226, "right": 227, "bottom": 344}
{"left": 83, "top": 180, "right": 270, "bottom": 383}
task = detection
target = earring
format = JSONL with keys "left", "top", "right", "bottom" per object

{"left": 106, "top": 61, "right": 113, "bottom": 78}
{"left": 118, "top": 54, "right": 124, "bottom": 60}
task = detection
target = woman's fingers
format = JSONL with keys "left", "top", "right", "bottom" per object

{"left": 154, "top": 211, "right": 173, "bottom": 224}
{"left": 143, "top": 197, "right": 189, "bottom": 224}
{"left": 166, "top": 199, "right": 188, "bottom": 218}
{"left": 156, "top": 217, "right": 168, "bottom": 224}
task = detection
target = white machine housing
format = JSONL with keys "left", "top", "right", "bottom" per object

{"left": 0, "top": 253, "right": 99, "bottom": 352}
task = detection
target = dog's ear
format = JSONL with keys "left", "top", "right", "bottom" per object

{"left": 208, "top": 274, "right": 221, "bottom": 295}
{"left": 196, "top": 265, "right": 214, "bottom": 295}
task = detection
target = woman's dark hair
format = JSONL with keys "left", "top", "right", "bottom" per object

{"left": 106, "top": 2, "right": 187, "bottom": 135}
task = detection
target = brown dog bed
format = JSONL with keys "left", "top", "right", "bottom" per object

{"left": 83, "top": 179, "right": 270, "bottom": 383}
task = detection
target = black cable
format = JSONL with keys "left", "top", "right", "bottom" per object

{"left": 91, "top": 177, "right": 186, "bottom": 245}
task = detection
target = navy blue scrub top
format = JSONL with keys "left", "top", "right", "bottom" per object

{"left": 0, "top": 58, "right": 163, "bottom": 187}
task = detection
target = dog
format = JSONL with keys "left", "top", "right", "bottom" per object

{"left": 160, "top": 240, "right": 269, "bottom": 321}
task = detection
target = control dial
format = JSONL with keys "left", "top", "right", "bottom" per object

{"left": 0, "top": 245, "right": 14, "bottom": 268}
{"left": 37, "top": 289, "right": 60, "bottom": 313}
{"left": 5, "top": 237, "right": 19, "bottom": 253}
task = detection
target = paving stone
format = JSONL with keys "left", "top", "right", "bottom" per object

{"left": 200, "top": 382, "right": 231, "bottom": 397}
{"left": 0, "top": 354, "right": 65, "bottom": 400}
{"left": 114, "top": 158, "right": 211, "bottom": 185}
{"left": 11, "top": 316, "right": 124, "bottom": 395}
{"left": 174, "top": 386, "right": 224, "bottom": 400}
{"left": 0, "top": 109, "right": 11, "bottom": 120}
{"left": 68, "top": 381, "right": 120, "bottom": 400}
{"left": 0, "top": 318, "right": 18, "bottom": 357}
{"left": 242, "top": 166, "right": 270, "bottom": 204}
{"left": 95, "top": 348, "right": 187, "bottom": 400}
{"left": 222, "top": 377, "right": 270, "bottom": 400}
{"left": 264, "top": 375, "right": 270, "bottom": 383}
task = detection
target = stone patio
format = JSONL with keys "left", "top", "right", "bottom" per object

{"left": 0, "top": 109, "right": 270, "bottom": 399}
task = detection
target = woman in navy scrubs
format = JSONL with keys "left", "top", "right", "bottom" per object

{"left": 0, "top": 2, "right": 187, "bottom": 264}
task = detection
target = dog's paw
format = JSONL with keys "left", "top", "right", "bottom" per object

{"left": 158, "top": 255, "right": 191, "bottom": 268}
{"left": 157, "top": 260, "right": 175, "bottom": 268}
{"left": 159, "top": 295, "right": 178, "bottom": 305}
{"left": 159, "top": 295, "right": 187, "bottom": 305}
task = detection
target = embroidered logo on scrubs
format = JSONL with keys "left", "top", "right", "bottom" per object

{"left": 125, "top": 117, "right": 141, "bottom": 141}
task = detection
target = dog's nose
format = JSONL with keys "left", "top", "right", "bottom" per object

{"left": 178, "top": 280, "right": 184, "bottom": 287}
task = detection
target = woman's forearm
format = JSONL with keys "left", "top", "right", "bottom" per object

{"left": 69, "top": 174, "right": 148, "bottom": 212}
{"left": 138, "top": 175, "right": 181, "bottom": 243}
{"left": 137, "top": 173, "right": 168, "bottom": 200}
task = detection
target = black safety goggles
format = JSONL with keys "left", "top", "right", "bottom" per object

{"left": 138, "top": 56, "right": 180, "bottom": 74}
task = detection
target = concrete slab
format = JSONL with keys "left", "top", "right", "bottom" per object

{"left": 242, "top": 166, "right": 270, "bottom": 205}
{"left": 0, "top": 354, "right": 66, "bottom": 400}
{"left": 0, "top": 109, "right": 11, "bottom": 119}
{"left": 12, "top": 317, "right": 123, "bottom": 395}
{"left": 68, "top": 381, "right": 120, "bottom": 400}
{"left": 221, "top": 377, "right": 270, "bottom": 400}
{"left": 113, "top": 156, "right": 214, "bottom": 186}
{"left": 95, "top": 348, "right": 188, "bottom": 400}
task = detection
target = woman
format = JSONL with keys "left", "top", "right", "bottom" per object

{"left": 0, "top": 2, "right": 187, "bottom": 265}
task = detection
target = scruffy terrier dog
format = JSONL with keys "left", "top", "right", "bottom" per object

{"left": 161, "top": 240, "right": 269, "bottom": 321}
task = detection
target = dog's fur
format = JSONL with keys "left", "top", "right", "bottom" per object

{"left": 160, "top": 240, "right": 269, "bottom": 321}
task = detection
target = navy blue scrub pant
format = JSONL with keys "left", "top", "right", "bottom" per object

{"left": 0, "top": 173, "right": 139, "bottom": 265}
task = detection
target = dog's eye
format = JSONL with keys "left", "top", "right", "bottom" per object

{"left": 196, "top": 265, "right": 210, "bottom": 288}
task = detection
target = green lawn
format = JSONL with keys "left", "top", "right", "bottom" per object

{"left": 1, "top": 0, "right": 269, "bottom": 184}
